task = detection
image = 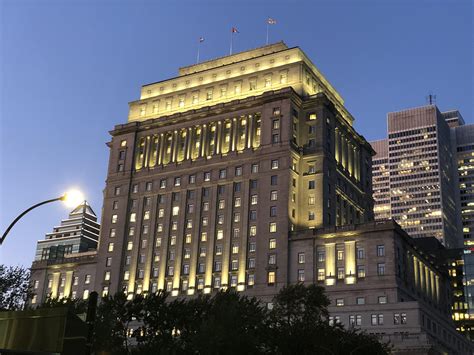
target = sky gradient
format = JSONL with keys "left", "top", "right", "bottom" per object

{"left": 1, "top": 0, "right": 472, "bottom": 267}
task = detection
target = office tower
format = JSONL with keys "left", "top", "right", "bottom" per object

{"left": 371, "top": 139, "right": 390, "bottom": 220}
{"left": 453, "top": 120, "right": 474, "bottom": 332}
{"left": 29, "top": 201, "right": 99, "bottom": 304}
{"left": 95, "top": 42, "right": 375, "bottom": 299}
{"left": 371, "top": 105, "right": 462, "bottom": 248}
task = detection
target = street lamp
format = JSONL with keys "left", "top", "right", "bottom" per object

{"left": 0, "top": 189, "right": 84, "bottom": 246}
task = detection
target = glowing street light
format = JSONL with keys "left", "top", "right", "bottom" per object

{"left": 0, "top": 189, "right": 85, "bottom": 246}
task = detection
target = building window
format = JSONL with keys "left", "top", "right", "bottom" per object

{"left": 377, "top": 263, "right": 385, "bottom": 276}
{"left": 127, "top": 241, "right": 133, "bottom": 250}
{"left": 249, "top": 242, "right": 256, "bottom": 252}
{"left": 317, "top": 250, "right": 325, "bottom": 262}
{"left": 250, "top": 195, "right": 258, "bottom": 205}
{"left": 308, "top": 212, "right": 315, "bottom": 221}
{"left": 271, "top": 159, "right": 279, "bottom": 169}
{"left": 356, "top": 297, "right": 365, "bottom": 305}
{"left": 270, "top": 190, "right": 278, "bottom": 201}
{"left": 143, "top": 211, "right": 150, "bottom": 220}
{"left": 272, "top": 119, "right": 280, "bottom": 129}
{"left": 308, "top": 196, "right": 315, "bottom": 205}
{"left": 170, "top": 236, "right": 177, "bottom": 245}
{"left": 308, "top": 181, "right": 315, "bottom": 189}
{"left": 235, "top": 166, "right": 243, "bottom": 176}
{"left": 298, "top": 253, "right": 305, "bottom": 264}
{"left": 273, "top": 107, "right": 281, "bottom": 116}
{"left": 251, "top": 164, "right": 259, "bottom": 173}
{"left": 107, "top": 242, "right": 114, "bottom": 252}
{"left": 378, "top": 296, "right": 387, "bottom": 304}
{"left": 269, "top": 222, "right": 277, "bottom": 233}
{"left": 357, "top": 248, "right": 365, "bottom": 259}
{"left": 132, "top": 184, "right": 138, "bottom": 193}
{"left": 231, "top": 259, "right": 239, "bottom": 270}
{"left": 129, "top": 213, "right": 136, "bottom": 222}
{"left": 83, "top": 289, "right": 90, "bottom": 300}
{"left": 104, "top": 271, "right": 111, "bottom": 281}
{"left": 110, "top": 228, "right": 116, "bottom": 238}
{"left": 297, "top": 269, "right": 305, "bottom": 282}
{"left": 250, "top": 179, "right": 258, "bottom": 189}
{"left": 268, "top": 254, "right": 276, "bottom": 265}
{"left": 204, "top": 172, "right": 211, "bottom": 181}
{"left": 248, "top": 210, "right": 256, "bottom": 221}
{"left": 271, "top": 175, "right": 278, "bottom": 185}
{"left": 111, "top": 215, "right": 118, "bottom": 224}
{"left": 377, "top": 245, "right": 385, "bottom": 257}
{"left": 189, "top": 175, "right": 196, "bottom": 184}
{"left": 249, "top": 225, "right": 257, "bottom": 237}
{"left": 160, "top": 179, "right": 166, "bottom": 189}
{"left": 269, "top": 238, "right": 276, "bottom": 249}
{"left": 317, "top": 269, "right": 325, "bottom": 281}
{"left": 268, "top": 271, "right": 276, "bottom": 285}
{"left": 336, "top": 298, "right": 344, "bottom": 307}
{"left": 337, "top": 250, "right": 344, "bottom": 261}
{"left": 185, "top": 234, "right": 192, "bottom": 244}
{"left": 357, "top": 266, "right": 366, "bottom": 278}
{"left": 272, "top": 134, "right": 280, "bottom": 143}
{"left": 219, "top": 169, "right": 227, "bottom": 179}
{"left": 234, "top": 182, "right": 241, "bottom": 192}
{"left": 248, "top": 274, "right": 255, "bottom": 286}
{"left": 114, "top": 187, "right": 121, "bottom": 196}
{"left": 172, "top": 206, "right": 179, "bottom": 216}
{"left": 85, "top": 275, "right": 91, "bottom": 284}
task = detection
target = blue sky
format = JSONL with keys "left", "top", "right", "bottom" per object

{"left": 1, "top": 0, "right": 472, "bottom": 267}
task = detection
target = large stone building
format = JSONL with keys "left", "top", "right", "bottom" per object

{"left": 95, "top": 42, "right": 375, "bottom": 298}
{"left": 292, "top": 220, "right": 471, "bottom": 354}
{"left": 29, "top": 202, "right": 99, "bottom": 304}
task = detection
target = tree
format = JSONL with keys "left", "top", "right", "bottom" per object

{"left": 267, "top": 283, "right": 390, "bottom": 355}
{"left": 93, "top": 292, "right": 144, "bottom": 354}
{"left": 0, "top": 264, "right": 31, "bottom": 310}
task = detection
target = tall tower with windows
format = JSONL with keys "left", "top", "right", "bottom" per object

{"left": 96, "top": 42, "right": 374, "bottom": 299}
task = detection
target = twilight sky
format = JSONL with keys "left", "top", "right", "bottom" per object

{"left": 1, "top": 0, "right": 472, "bottom": 267}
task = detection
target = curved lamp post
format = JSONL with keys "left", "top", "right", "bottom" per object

{"left": 0, "top": 189, "right": 84, "bottom": 246}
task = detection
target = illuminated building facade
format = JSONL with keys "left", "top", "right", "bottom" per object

{"left": 95, "top": 42, "right": 375, "bottom": 299}
{"left": 371, "top": 105, "right": 462, "bottom": 248}
{"left": 371, "top": 139, "right": 391, "bottom": 220}
{"left": 292, "top": 220, "right": 472, "bottom": 354}
{"left": 29, "top": 202, "right": 100, "bottom": 305}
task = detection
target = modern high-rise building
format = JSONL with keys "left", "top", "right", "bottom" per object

{"left": 95, "top": 42, "right": 375, "bottom": 298}
{"left": 371, "top": 105, "right": 462, "bottom": 248}
{"left": 29, "top": 201, "right": 100, "bottom": 304}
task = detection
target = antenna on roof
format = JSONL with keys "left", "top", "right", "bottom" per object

{"left": 426, "top": 92, "right": 437, "bottom": 105}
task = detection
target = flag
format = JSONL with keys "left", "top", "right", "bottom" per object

{"left": 199, "top": 37, "right": 205, "bottom": 43}
{"left": 231, "top": 27, "right": 239, "bottom": 33}
{"left": 267, "top": 18, "right": 277, "bottom": 25}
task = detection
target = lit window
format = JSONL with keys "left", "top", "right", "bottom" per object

{"left": 317, "top": 269, "right": 325, "bottom": 281}
{"left": 234, "top": 213, "right": 241, "bottom": 223}
{"left": 309, "top": 113, "right": 317, "bottom": 120}
{"left": 336, "top": 298, "right": 344, "bottom": 307}
{"left": 110, "top": 228, "right": 116, "bottom": 237}
{"left": 201, "top": 232, "right": 207, "bottom": 242}
{"left": 127, "top": 241, "right": 133, "bottom": 250}
{"left": 308, "top": 196, "right": 315, "bottom": 205}
{"left": 111, "top": 215, "right": 118, "bottom": 224}
{"left": 298, "top": 269, "right": 305, "bottom": 282}
{"left": 219, "top": 200, "right": 225, "bottom": 209}
{"left": 357, "top": 266, "right": 366, "bottom": 278}
{"left": 298, "top": 253, "right": 305, "bottom": 264}
{"left": 249, "top": 242, "right": 256, "bottom": 252}
{"left": 251, "top": 164, "right": 259, "bottom": 173}
{"left": 232, "top": 244, "right": 239, "bottom": 254}
{"left": 189, "top": 174, "right": 196, "bottom": 184}
{"left": 248, "top": 274, "right": 255, "bottom": 286}
{"left": 204, "top": 172, "right": 211, "bottom": 181}
{"left": 174, "top": 177, "right": 181, "bottom": 186}
{"left": 85, "top": 275, "right": 91, "bottom": 284}
{"left": 234, "top": 197, "right": 241, "bottom": 207}
{"left": 143, "top": 211, "right": 150, "bottom": 220}
{"left": 235, "top": 166, "right": 242, "bottom": 176}
{"left": 202, "top": 217, "right": 208, "bottom": 226}
{"left": 249, "top": 225, "right": 257, "bottom": 236}
{"left": 160, "top": 179, "right": 166, "bottom": 189}
{"left": 269, "top": 222, "right": 277, "bottom": 233}
{"left": 308, "top": 212, "right": 315, "bottom": 221}
{"left": 268, "top": 271, "right": 276, "bottom": 285}
{"left": 217, "top": 230, "right": 223, "bottom": 240}
{"left": 337, "top": 250, "right": 344, "bottom": 261}
{"left": 356, "top": 297, "right": 365, "bottom": 305}
{"left": 170, "top": 236, "right": 176, "bottom": 245}
{"left": 106, "top": 257, "right": 112, "bottom": 267}
{"left": 108, "top": 243, "right": 114, "bottom": 252}
{"left": 104, "top": 271, "right": 111, "bottom": 281}
{"left": 270, "top": 190, "right": 278, "bottom": 201}
{"left": 172, "top": 206, "right": 179, "bottom": 216}
{"left": 120, "top": 140, "right": 127, "bottom": 147}
{"left": 219, "top": 169, "right": 226, "bottom": 179}
{"left": 337, "top": 267, "right": 344, "bottom": 279}
{"left": 185, "top": 234, "right": 192, "bottom": 243}
{"left": 158, "top": 208, "right": 165, "bottom": 218}
{"left": 269, "top": 238, "right": 276, "bottom": 249}
{"left": 83, "top": 289, "right": 90, "bottom": 300}
{"left": 129, "top": 213, "right": 136, "bottom": 222}
{"left": 271, "top": 160, "right": 279, "bottom": 169}
{"left": 178, "top": 96, "right": 185, "bottom": 108}
{"left": 251, "top": 195, "right": 258, "bottom": 205}
{"left": 378, "top": 296, "right": 387, "bottom": 304}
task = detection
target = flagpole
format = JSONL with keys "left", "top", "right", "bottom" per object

{"left": 197, "top": 43, "right": 200, "bottom": 64}
{"left": 266, "top": 21, "right": 269, "bottom": 45}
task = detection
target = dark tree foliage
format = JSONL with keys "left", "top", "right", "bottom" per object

{"left": 0, "top": 264, "right": 31, "bottom": 310}
{"left": 89, "top": 284, "right": 390, "bottom": 355}
{"left": 34, "top": 296, "right": 88, "bottom": 314}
